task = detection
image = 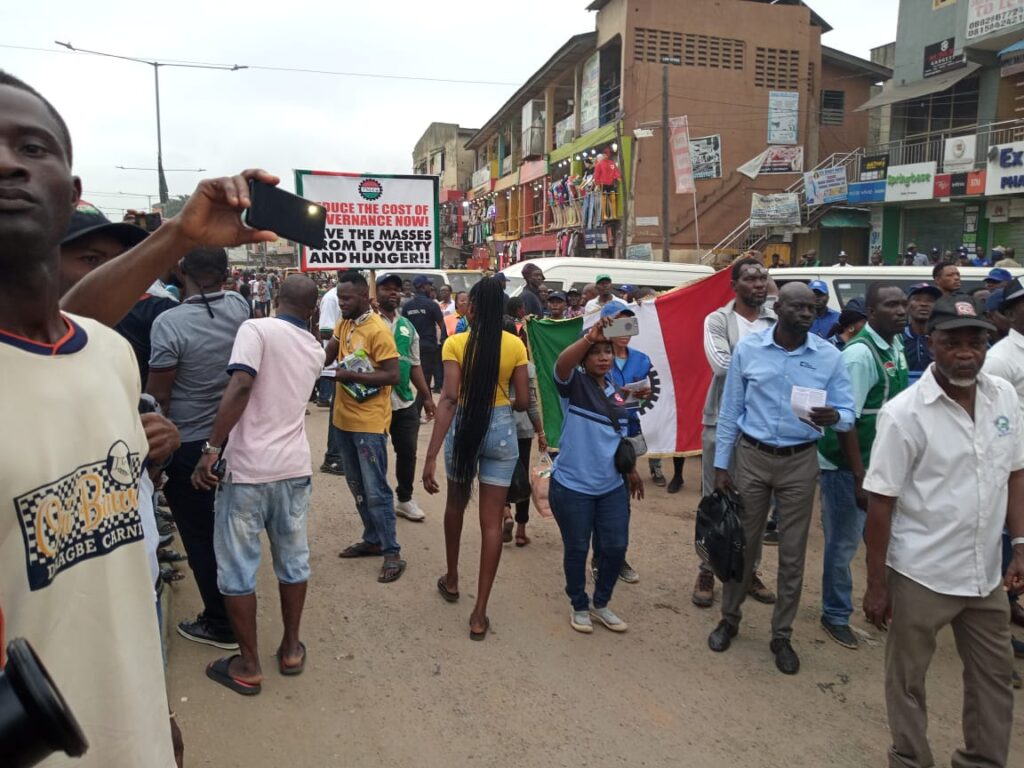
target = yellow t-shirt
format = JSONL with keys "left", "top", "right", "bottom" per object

{"left": 442, "top": 330, "right": 528, "bottom": 406}
{"left": 332, "top": 312, "right": 399, "bottom": 433}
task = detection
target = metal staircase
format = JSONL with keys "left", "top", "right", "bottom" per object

{"left": 700, "top": 148, "right": 865, "bottom": 265}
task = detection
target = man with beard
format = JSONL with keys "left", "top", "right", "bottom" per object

{"left": 710, "top": 283, "right": 855, "bottom": 674}
{"left": 815, "top": 284, "right": 908, "bottom": 650}
{"left": 863, "top": 294, "right": 1024, "bottom": 768}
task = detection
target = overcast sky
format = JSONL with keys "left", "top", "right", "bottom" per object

{"left": 4, "top": 0, "right": 898, "bottom": 215}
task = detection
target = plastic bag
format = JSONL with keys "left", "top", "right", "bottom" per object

{"left": 530, "top": 455, "right": 554, "bottom": 519}
{"left": 507, "top": 458, "right": 531, "bottom": 505}
{"left": 694, "top": 490, "right": 746, "bottom": 582}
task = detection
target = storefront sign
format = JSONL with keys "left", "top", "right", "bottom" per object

{"left": 848, "top": 180, "right": 886, "bottom": 203}
{"left": 690, "top": 135, "right": 722, "bottom": 180}
{"left": 944, "top": 135, "right": 977, "bottom": 171}
{"left": 750, "top": 192, "right": 801, "bottom": 228}
{"left": 580, "top": 53, "right": 601, "bottom": 135}
{"left": 934, "top": 174, "right": 953, "bottom": 198}
{"left": 668, "top": 116, "right": 695, "bottom": 194}
{"left": 768, "top": 91, "right": 799, "bottom": 145}
{"left": 967, "top": 0, "right": 1024, "bottom": 40}
{"left": 885, "top": 162, "right": 937, "bottom": 202}
{"left": 625, "top": 242, "right": 653, "bottom": 260}
{"left": 985, "top": 141, "right": 1024, "bottom": 195}
{"left": 967, "top": 169, "right": 986, "bottom": 194}
{"left": 860, "top": 154, "right": 889, "bottom": 182}
{"left": 804, "top": 166, "right": 848, "bottom": 206}
{"left": 295, "top": 170, "right": 439, "bottom": 269}
{"left": 555, "top": 115, "right": 576, "bottom": 148}
{"left": 988, "top": 199, "right": 1010, "bottom": 222}
{"left": 924, "top": 38, "right": 966, "bottom": 77}
{"left": 636, "top": 216, "right": 659, "bottom": 227}
{"left": 761, "top": 146, "right": 804, "bottom": 174}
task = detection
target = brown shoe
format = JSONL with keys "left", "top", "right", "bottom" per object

{"left": 748, "top": 573, "right": 776, "bottom": 604}
{"left": 1011, "top": 600, "right": 1024, "bottom": 629}
{"left": 692, "top": 568, "right": 715, "bottom": 608}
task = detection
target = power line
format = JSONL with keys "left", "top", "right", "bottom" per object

{"left": 0, "top": 43, "right": 520, "bottom": 87}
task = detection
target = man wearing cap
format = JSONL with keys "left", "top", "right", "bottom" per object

{"left": 932, "top": 262, "right": 961, "bottom": 297}
{"left": 547, "top": 290, "right": 568, "bottom": 320}
{"left": 956, "top": 246, "right": 971, "bottom": 268}
{"left": 927, "top": 247, "right": 941, "bottom": 266}
{"left": 401, "top": 275, "right": 447, "bottom": 395}
{"left": 902, "top": 283, "right": 941, "bottom": 385}
{"left": 836, "top": 251, "right": 849, "bottom": 267}
{"left": 519, "top": 262, "right": 547, "bottom": 317}
{"left": 617, "top": 284, "right": 637, "bottom": 303}
{"left": 565, "top": 287, "right": 584, "bottom": 318}
{"left": 809, "top": 280, "right": 841, "bottom": 339}
{"left": 584, "top": 273, "right": 616, "bottom": 315}
{"left": 862, "top": 294, "right": 1024, "bottom": 768}
{"left": 709, "top": 282, "right": 855, "bottom": 674}
{"left": 995, "top": 245, "right": 1020, "bottom": 269}
{"left": 985, "top": 267, "right": 1013, "bottom": 293}
{"left": 816, "top": 283, "right": 908, "bottom": 651}
{"left": 907, "top": 243, "right": 927, "bottom": 267}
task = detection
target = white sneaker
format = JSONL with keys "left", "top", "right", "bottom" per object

{"left": 395, "top": 499, "right": 425, "bottom": 522}
{"left": 590, "top": 606, "right": 628, "bottom": 632}
{"left": 570, "top": 610, "right": 593, "bottom": 634}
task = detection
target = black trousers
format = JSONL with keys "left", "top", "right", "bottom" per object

{"left": 509, "top": 437, "right": 532, "bottom": 524}
{"left": 420, "top": 346, "right": 442, "bottom": 393}
{"left": 163, "top": 439, "right": 230, "bottom": 633}
{"left": 388, "top": 404, "right": 420, "bottom": 503}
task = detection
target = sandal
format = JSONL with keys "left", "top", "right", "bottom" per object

{"left": 378, "top": 558, "right": 407, "bottom": 583}
{"left": 339, "top": 541, "right": 383, "bottom": 558}
{"left": 205, "top": 656, "right": 261, "bottom": 696}
{"left": 437, "top": 575, "right": 459, "bottom": 603}
{"left": 515, "top": 534, "right": 531, "bottom": 548}
{"left": 502, "top": 516, "right": 514, "bottom": 544}
{"left": 276, "top": 642, "right": 307, "bottom": 676}
{"left": 469, "top": 616, "right": 490, "bottom": 641}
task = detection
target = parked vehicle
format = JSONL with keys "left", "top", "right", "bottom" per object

{"left": 500, "top": 257, "right": 714, "bottom": 296}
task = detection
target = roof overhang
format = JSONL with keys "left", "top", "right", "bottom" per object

{"left": 822, "top": 46, "right": 892, "bottom": 81}
{"left": 465, "top": 32, "right": 597, "bottom": 151}
{"left": 855, "top": 62, "right": 981, "bottom": 112}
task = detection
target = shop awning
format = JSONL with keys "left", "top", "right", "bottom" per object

{"left": 548, "top": 122, "right": 619, "bottom": 164}
{"left": 855, "top": 62, "right": 980, "bottom": 111}
{"left": 819, "top": 209, "right": 871, "bottom": 228}
{"left": 999, "top": 40, "right": 1024, "bottom": 57}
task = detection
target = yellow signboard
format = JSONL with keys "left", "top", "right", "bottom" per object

{"left": 933, "top": 0, "right": 956, "bottom": 9}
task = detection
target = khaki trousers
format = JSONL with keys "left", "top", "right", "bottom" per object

{"left": 885, "top": 569, "right": 1014, "bottom": 768}
{"left": 721, "top": 438, "right": 819, "bottom": 639}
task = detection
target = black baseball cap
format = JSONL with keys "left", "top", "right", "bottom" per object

{"left": 906, "top": 282, "right": 942, "bottom": 300}
{"left": 548, "top": 291, "right": 567, "bottom": 302}
{"left": 927, "top": 295, "right": 996, "bottom": 333}
{"left": 1001, "top": 277, "right": 1024, "bottom": 310}
{"left": 61, "top": 201, "right": 148, "bottom": 247}
{"left": 375, "top": 272, "right": 403, "bottom": 288}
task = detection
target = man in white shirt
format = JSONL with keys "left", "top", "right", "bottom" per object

{"left": 863, "top": 294, "right": 1024, "bottom": 768}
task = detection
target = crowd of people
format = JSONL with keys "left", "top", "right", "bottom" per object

{"left": 2, "top": 71, "right": 1023, "bottom": 768}
{"left": 772, "top": 242, "right": 1024, "bottom": 270}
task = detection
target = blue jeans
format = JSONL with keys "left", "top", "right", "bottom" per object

{"left": 337, "top": 431, "right": 399, "bottom": 556}
{"left": 317, "top": 376, "right": 333, "bottom": 404}
{"left": 820, "top": 469, "right": 865, "bottom": 626}
{"left": 549, "top": 476, "right": 629, "bottom": 611}
{"left": 325, "top": 385, "right": 344, "bottom": 464}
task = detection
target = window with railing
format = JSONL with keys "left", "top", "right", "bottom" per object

{"left": 820, "top": 90, "right": 845, "bottom": 126}
{"left": 894, "top": 75, "right": 979, "bottom": 137}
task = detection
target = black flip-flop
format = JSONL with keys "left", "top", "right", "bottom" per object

{"left": 276, "top": 642, "right": 307, "bottom": 676}
{"left": 205, "top": 656, "right": 261, "bottom": 696}
{"left": 378, "top": 558, "right": 407, "bottom": 583}
{"left": 339, "top": 541, "right": 383, "bottom": 559}
{"left": 502, "top": 518, "right": 514, "bottom": 543}
{"left": 469, "top": 616, "right": 490, "bottom": 641}
{"left": 437, "top": 576, "right": 459, "bottom": 603}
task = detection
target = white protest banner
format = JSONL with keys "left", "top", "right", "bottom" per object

{"left": 750, "top": 193, "right": 801, "bottom": 228}
{"left": 296, "top": 171, "right": 439, "bottom": 269}
{"left": 668, "top": 116, "right": 695, "bottom": 194}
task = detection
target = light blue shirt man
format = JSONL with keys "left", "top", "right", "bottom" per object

{"left": 714, "top": 327, "right": 856, "bottom": 470}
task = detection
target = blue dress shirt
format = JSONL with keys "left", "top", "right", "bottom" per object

{"left": 809, "top": 308, "right": 841, "bottom": 339}
{"left": 714, "top": 326, "right": 855, "bottom": 470}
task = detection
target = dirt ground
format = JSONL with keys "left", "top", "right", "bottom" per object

{"left": 166, "top": 409, "right": 1023, "bottom": 768}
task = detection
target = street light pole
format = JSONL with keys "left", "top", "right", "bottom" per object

{"left": 661, "top": 62, "right": 669, "bottom": 263}
{"left": 55, "top": 41, "right": 245, "bottom": 205}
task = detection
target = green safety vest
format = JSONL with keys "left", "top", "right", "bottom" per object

{"left": 818, "top": 327, "right": 908, "bottom": 469}
{"left": 391, "top": 315, "right": 415, "bottom": 404}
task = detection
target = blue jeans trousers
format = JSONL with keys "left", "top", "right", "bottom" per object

{"left": 550, "top": 477, "right": 629, "bottom": 611}
{"left": 820, "top": 468, "right": 866, "bottom": 626}
{"left": 324, "top": 386, "right": 344, "bottom": 464}
{"left": 337, "top": 431, "right": 400, "bottom": 556}
{"left": 317, "top": 376, "right": 333, "bottom": 404}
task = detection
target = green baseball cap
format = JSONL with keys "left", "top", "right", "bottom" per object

{"left": 596, "top": 273, "right": 612, "bottom": 283}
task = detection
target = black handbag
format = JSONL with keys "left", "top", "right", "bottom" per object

{"left": 593, "top": 376, "right": 638, "bottom": 476}
{"left": 507, "top": 458, "right": 531, "bottom": 504}
{"left": 694, "top": 490, "right": 746, "bottom": 582}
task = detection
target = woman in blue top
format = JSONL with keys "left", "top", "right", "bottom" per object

{"left": 550, "top": 315, "right": 644, "bottom": 634}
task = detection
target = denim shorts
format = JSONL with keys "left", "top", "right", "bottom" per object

{"left": 444, "top": 405, "right": 519, "bottom": 486}
{"left": 213, "top": 476, "right": 312, "bottom": 596}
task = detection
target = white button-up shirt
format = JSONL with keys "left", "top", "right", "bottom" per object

{"left": 983, "top": 328, "right": 1024, "bottom": 417}
{"left": 864, "top": 366, "right": 1024, "bottom": 596}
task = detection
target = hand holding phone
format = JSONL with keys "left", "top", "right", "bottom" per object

{"left": 605, "top": 315, "right": 639, "bottom": 338}
{"left": 242, "top": 180, "right": 327, "bottom": 249}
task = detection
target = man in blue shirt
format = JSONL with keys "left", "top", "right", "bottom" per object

{"left": 902, "top": 283, "right": 940, "bottom": 384}
{"left": 709, "top": 282, "right": 855, "bottom": 675}
{"left": 401, "top": 275, "right": 447, "bottom": 394}
{"left": 808, "top": 280, "right": 841, "bottom": 338}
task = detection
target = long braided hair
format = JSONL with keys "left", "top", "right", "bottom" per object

{"left": 450, "top": 277, "right": 506, "bottom": 484}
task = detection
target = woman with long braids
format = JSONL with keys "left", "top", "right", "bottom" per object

{"left": 422, "top": 277, "right": 529, "bottom": 640}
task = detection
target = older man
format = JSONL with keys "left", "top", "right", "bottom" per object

{"left": 863, "top": 294, "right": 1024, "bottom": 768}
{"left": 710, "top": 283, "right": 855, "bottom": 674}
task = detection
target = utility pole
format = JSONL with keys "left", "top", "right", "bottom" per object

{"left": 661, "top": 62, "right": 670, "bottom": 262}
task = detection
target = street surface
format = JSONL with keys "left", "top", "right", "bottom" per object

{"left": 166, "top": 409, "right": 1024, "bottom": 767}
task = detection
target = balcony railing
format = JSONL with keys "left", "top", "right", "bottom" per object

{"left": 867, "top": 118, "right": 1024, "bottom": 170}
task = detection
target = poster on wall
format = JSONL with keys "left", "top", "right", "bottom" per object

{"left": 885, "top": 162, "right": 938, "bottom": 202}
{"left": 944, "top": 135, "right": 976, "bottom": 172}
{"left": 750, "top": 193, "right": 801, "bottom": 228}
{"left": 804, "top": 166, "right": 848, "bottom": 206}
{"left": 860, "top": 154, "right": 889, "bottom": 182}
{"left": 580, "top": 52, "right": 601, "bottom": 134}
{"left": 760, "top": 146, "right": 804, "bottom": 174}
{"left": 967, "top": 0, "right": 1024, "bottom": 40}
{"left": 690, "top": 135, "right": 722, "bottom": 179}
{"left": 295, "top": 170, "right": 439, "bottom": 269}
{"left": 768, "top": 91, "right": 799, "bottom": 145}
{"left": 923, "top": 38, "right": 966, "bottom": 77}
{"left": 668, "top": 116, "right": 696, "bottom": 194}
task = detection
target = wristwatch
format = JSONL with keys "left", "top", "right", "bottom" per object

{"left": 201, "top": 441, "right": 222, "bottom": 455}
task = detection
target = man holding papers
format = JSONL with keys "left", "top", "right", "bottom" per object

{"left": 709, "top": 283, "right": 855, "bottom": 675}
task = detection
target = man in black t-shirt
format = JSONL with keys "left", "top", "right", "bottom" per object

{"left": 520, "top": 262, "right": 546, "bottom": 317}
{"left": 401, "top": 275, "right": 447, "bottom": 393}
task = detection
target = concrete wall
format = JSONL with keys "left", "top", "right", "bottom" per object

{"left": 892, "top": 0, "right": 958, "bottom": 87}
{"left": 818, "top": 58, "right": 875, "bottom": 161}
{"left": 412, "top": 122, "right": 476, "bottom": 192}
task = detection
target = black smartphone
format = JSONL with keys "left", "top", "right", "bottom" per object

{"left": 212, "top": 458, "right": 227, "bottom": 480}
{"left": 242, "top": 180, "right": 327, "bottom": 249}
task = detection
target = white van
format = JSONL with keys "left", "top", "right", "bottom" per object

{"left": 373, "top": 268, "right": 483, "bottom": 294}
{"left": 500, "top": 257, "right": 714, "bottom": 296}
{"left": 771, "top": 266, "right": 1024, "bottom": 311}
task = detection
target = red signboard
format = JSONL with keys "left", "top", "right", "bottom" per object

{"left": 934, "top": 174, "right": 952, "bottom": 197}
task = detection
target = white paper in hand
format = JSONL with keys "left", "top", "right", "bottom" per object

{"left": 790, "top": 386, "right": 827, "bottom": 434}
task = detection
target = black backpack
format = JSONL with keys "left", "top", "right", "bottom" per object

{"left": 694, "top": 490, "right": 746, "bottom": 583}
